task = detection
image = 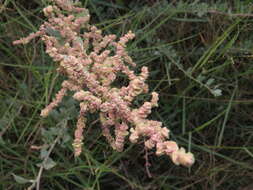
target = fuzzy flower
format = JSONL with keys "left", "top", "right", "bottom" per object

{"left": 170, "top": 148, "right": 195, "bottom": 167}
{"left": 13, "top": 0, "right": 194, "bottom": 167}
{"left": 72, "top": 115, "right": 86, "bottom": 157}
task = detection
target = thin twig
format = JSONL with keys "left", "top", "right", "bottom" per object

{"left": 27, "top": 121, "right": 66, "bottom": 190}
{"left": 144, "top": 147, "right": 152, "bottom": 178}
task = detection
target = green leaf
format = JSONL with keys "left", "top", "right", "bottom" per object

{"left": 40, "top": 146, "right": 49, "bottom": 159}
{"left": 205, "top": 78, "right": 215, "bottom": 86}
{"left": 211, "top": 89, "right": 222, "bottom": 97}
{"left": 43, "top": 157, "right": 57, "bottom": 170}
{"left": 11, "top": 173, "right": 34, "bottom": 184}
{"left": 37, "top": 157, "right": 57, "bottom": 170}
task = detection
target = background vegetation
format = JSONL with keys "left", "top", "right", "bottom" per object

{"left": 1, "top": 0, "right": 253, "bottom": 189}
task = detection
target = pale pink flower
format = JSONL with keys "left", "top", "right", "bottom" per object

{"left": 13, "top": 0, "right": 194, "bottom": 167}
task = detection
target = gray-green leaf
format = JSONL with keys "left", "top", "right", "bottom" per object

{"left": 211, "top": 89, "right": 222, "bottom": 97}
{"left": 12, "top": 173, "right": 34, "bottom": 184}
{"left": 43, "top": 157, "right": 57, "bottom": 170}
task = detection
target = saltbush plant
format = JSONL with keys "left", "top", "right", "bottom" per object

{"left": 2, "top": 0, "right": 253, "bottom": 189}
{"left": 14, "top": 0, "right": 194, "bottom": 168}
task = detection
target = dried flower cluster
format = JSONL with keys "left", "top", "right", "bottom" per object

{"left": 14, "top": 0, "right": 194, "bottom": 167}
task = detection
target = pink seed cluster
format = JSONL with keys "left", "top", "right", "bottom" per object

{"left": 13, "top": 0, "right": 194, "bottom": 167}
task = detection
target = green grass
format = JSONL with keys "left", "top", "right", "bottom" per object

{"left": 1, "top": 0, "right": 253, "bottom": 189}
